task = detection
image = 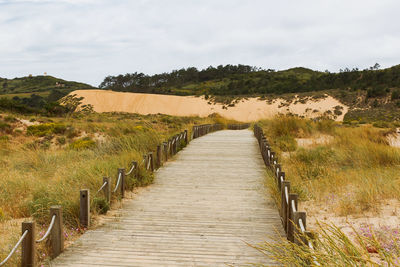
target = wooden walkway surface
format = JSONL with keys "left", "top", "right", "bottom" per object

{"left": 52, "top": 130, "right": 283, "bottom": 266}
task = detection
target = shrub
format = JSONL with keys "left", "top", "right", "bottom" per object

{"left": 65, "top": 127, "right": 79, "bottom": 139}
{"left": 69, "top": 137, "right": 96, "bottom": 150}
{"left": 391, "top": 89, "right": 400, "bottom": 100}
{"left": 0, "top": 135, "right": 9, "bottom": 141}
{"left": 4, "top": 115, "right": 17, "bottom": 122}
{"left": 0, "top": 122, "right": 11, "bottom": 133}
{"left": 56, "top": 136, "right": 66, "bottom": 145}
{"left": 93, "top": 197, "right": 110, "bottom": 214}
{"left": 27, "top": 123, "right": 67, "bottom": 137}
{"left": 372, "top": 121, "right": 390, "bottom": 128}
{"left": 367, "top": 86, "right": 386, "bottom": 98}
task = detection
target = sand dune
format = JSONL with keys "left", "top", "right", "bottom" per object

{"left": 71, "top": 90, "right": 348, "bottom": 122}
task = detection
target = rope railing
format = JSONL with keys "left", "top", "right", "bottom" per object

{"left": 1, "top": 206, "right": 64, "bottom": 267}
{"left": 125, "top": 162, "right": 136, "bottom": 176}
{"left": 2, "top": 126, "right": 219, "bottom": 266}
{"left": 0, "top": 230, "right": 28, "bottom": 266}
{"left": 113, "top": 172, "right": 122, "bottom": 193}
{"left": 192, "top": 124, "right": 223, "bottom": 139}
{"left": 147, "top": 157, "right": 151, "bottom": 170}
{"left": 97, "top": 181, "right": 108, "bottom": 193}
{"left": 254, "top": 124, "right": 319, "bottom": 265}
{"left": 36, "top": 214, "right": 56, "bottom": 243}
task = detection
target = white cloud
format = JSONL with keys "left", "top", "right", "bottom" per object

{"left": 0, "top": 0, "right": 399, "bottom": 86}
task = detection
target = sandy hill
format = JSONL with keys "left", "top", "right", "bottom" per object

{"left": 70, "top": 90, "right": 348, "bottom": 122}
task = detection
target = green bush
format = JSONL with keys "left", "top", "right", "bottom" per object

{"left": 0, "top": 122, "right": 11, "bottom": 133}
{"left": 4, "top": 115, "right": 17, "bottom": 122}
{"left": 56, "top": 136, "right": 66, "bottom": 145}
{"left": 0, "top": 135, "right": 9, "bottom": 141}
{"left": 69, "top": 137, "right": 96, "bottom": 150}
{"left": 27, "top": 123, "right": 67, "bottom": 137}
{"left": 372, "top": 121, "right": 391, "bottom": 128}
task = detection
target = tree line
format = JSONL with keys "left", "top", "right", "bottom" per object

{"left": 98, "top": 64, "right": 400, "bottom": 97}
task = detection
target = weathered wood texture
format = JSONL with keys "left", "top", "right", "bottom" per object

{"left": 52, "top": 130, "right": 283, "bottom": 266}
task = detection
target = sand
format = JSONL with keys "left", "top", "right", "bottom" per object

{"left": 296, "top": 134, "right": 334, "bottom": 147}
{"left": 387, "top": 128, "right": 400, "bottom": 148}
{"left": 70, "top": 90, "right": 348, "bottom": 122}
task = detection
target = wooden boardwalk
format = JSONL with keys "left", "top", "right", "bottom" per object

{"left": 52, "top": 130, "right": 283, "bottom": 266}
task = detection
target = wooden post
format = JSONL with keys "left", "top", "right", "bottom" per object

{"left": 168, "top": 139, "right": 173, "bottom": 156}
{"left": 278, "top": 171, "right": 285, "bottom": 190}
{"left": 143, "top": 154, "right": 148, "bottom": 170}
{"left": 80, "top": 189, "right": 90, "bottom": 228}
{"left": 270, "top": 152, "right": 275, "bottom": 167}
{"left": 103, "top": 177, "right": 111, "bottom": 204}
{"left": 266, "top": 147, "right": 271, "bottom": 166}
{"left": 21, "top": 221, "right": 35, "bottom": 267}
{"left": 132, "top": 161, "right": 138, "bottom": 175}
{"left": 156, "top": 145, "right": 162, "bottom": 168}
{"left": 163, "top": 142, "right": 168, "bottom": 161}
{"left": 293, "top": 211, "right": 306, "bottom": 245}
{"left": 148, "top": 153, "right": 154, "bottom": 172}
{"left": 50, "top": 206, "right": 64, "bottom": 258}
{"left": 184, "top": 129, "right": 188, "bottom": 144}
{"left": 280, "top": 181, "right": 290, "bottom": 233}
{"left": 175, "top": 135, "right": 180, "bottom": 152}
{"left": 119, "top": 168, "right": 125, "bottom": 198}
{"left": 174, "top": 136, "right": 178, "bottom": 154}
{"left": 287, "top": 193, "right": 298, "bottom": 242}
{"left": 275, "top": 164, "right": 281, "bottom": 181}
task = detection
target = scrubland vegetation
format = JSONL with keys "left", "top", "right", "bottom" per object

{"left": 0, "top": 111, "right": 231, "bottom": 265}
{"left": 257, "top": 116, "right": 400, "bottom": 266}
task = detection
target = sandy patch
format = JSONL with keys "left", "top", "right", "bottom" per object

{"left": 388, "top": 128, "right": 400, "bottom": 148}
{"left": 69, "top": 90, "right": 348, "bottom": 122}
{"left": 301, "top": 199, "right": 400, "bottom": 239}
{"left": 19, "top": 119, "right": 39, "bottom": 127}
{"left": 296, "top": 134, "right": 334, "bottom": 148}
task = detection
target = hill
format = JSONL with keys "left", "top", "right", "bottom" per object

{"left": 0, "top": 75, "right": 94, "bottom": 115}
{"left": 99, "top": 64, "right": 400, "bottom": 123}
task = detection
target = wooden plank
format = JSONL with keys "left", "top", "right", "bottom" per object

{"left": 52, "top": 130, "right": 283, "bottom": 266}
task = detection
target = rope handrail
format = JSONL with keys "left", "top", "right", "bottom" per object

{"left": 284, "top": 186, "right": 289, "bottom": 205}
{"left": 147, "top": 158, "right": 151, "bottom": 170}
{"left": 298, "top": 218, "right": 306, "bottom": 233}
{"left": 113, "top": 172, "right": 122, "bottom": 193}
{"left": 291, "top": 199, "right": 297, "bottom": 213}
{"left": 0, "top": 230, "right": 28, "bottom": 266}
{"left": 97, "top": 181, "right": 108, "bottom": 193}
{"left": 126, "top": 163, "right": 136, "bottom": 175}
{"left": 36, "top": 215, "right": 56, "bottom": 243}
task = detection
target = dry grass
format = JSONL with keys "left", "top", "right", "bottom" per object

{"left": 257, "top": 115, "right": 400, "bottom": 265}
{"left": 254, "top": 222, "right": 400, "bottom": 266}
{"left": 259, "top": 116, "right": 400, "bottom": 213}
{"left": 0, "top": 112, "right": 233, "bottom": 266}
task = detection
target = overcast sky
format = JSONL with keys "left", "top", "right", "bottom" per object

{"left": 0, "top": 0, "right": 399, "bottom": 86}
